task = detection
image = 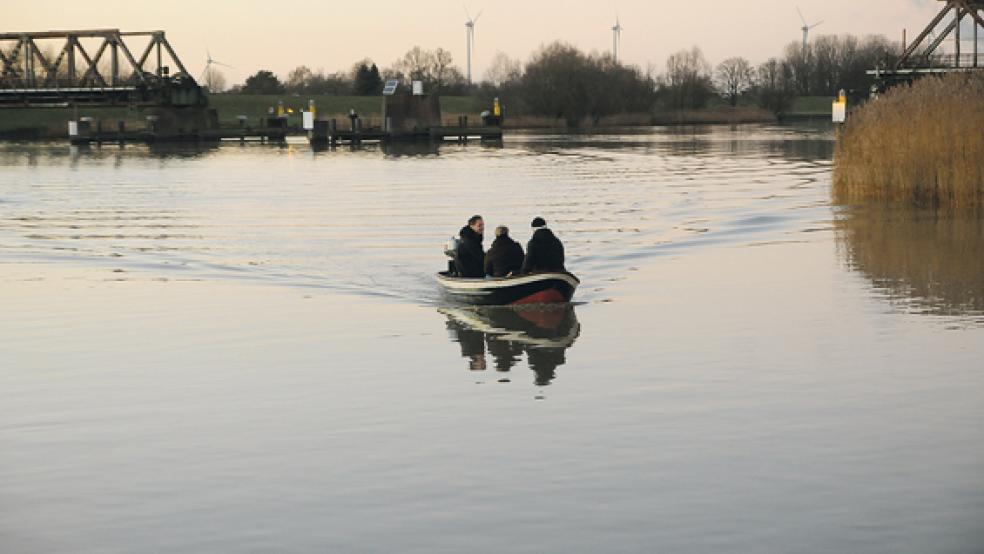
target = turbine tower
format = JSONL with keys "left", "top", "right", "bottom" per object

{"left": 797, "top": 6, "right": 823, "bottom": 49}
{"left": 200, "top": 49, "right": 233, "bottom": 92}
{"left": 612, "top": 17, "right": 623, "bottom": 63}
{"left": 465, "top": 8, "right": 483, "bottom": 84}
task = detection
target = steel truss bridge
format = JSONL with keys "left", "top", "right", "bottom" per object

{"left": 870, "top": 0, "right": 984, "bottom": 84}
{"left": 0, "top": 29, "right": 206, "bottom": 107}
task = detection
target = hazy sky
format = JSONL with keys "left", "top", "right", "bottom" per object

{"left": 4, "top": 0, "right": 960, "bottom": 84}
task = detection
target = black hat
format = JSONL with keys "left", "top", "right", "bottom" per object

{"left": 531, "top": 217, "right": 546, "bottom": 228}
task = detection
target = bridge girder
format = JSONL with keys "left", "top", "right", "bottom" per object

{"left": 895, "top": 0, "right": 983, "bottom": 70}
{"left": 0, "top": 29, "right": 202, "bottom": 108}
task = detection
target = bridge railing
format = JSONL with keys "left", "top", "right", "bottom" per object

{"left": 899, "top": 52, "right": 984, "bottom": 69}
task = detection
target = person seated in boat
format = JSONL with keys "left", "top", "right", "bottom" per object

{"left": 521, "top": 217, "right": 566, "bottom": 274}
{"left": 484, "top": 226, "right": 525, "bottom": 278}
{"left": 454, "top": 215, "right": 486, "bottom": 278}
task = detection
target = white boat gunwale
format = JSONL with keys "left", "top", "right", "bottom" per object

{"left": 436, "top": 271, "right": 580, "bottom": 291}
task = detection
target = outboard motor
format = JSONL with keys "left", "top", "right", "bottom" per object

{"left": 444, "top": 236, "right": 460, "bottom": 274}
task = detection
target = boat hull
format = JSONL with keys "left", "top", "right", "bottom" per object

{"left": 437, "top": 272, "right": 579, "bottom": 306}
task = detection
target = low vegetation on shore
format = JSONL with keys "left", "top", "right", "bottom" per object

{"left": 832, "top": 73, "right": 984, "bottom": 209}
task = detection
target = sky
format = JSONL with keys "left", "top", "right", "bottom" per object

{"left": 3, "top": 0, "right": 967, "bottom": 85}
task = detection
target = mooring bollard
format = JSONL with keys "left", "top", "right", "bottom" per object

{"left": 145, "top": 115, "right": 158, "bottom": 140}
{"left": 237, "top": 115, "right": 247, "bottom": 143}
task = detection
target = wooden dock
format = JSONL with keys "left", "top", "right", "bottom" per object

{"left": 308, "top": 118, "right": 502, "bottom": 146}
{"left": 67, "top": 117, "right": 292, "bottom": 145}
{"left": 66, "top": 117, "right": 503, "bottom": 146}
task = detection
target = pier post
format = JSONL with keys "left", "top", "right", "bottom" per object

{"left": 68, "top": 118, "right": 92, "bottom": 144}
{"left": 311, "top": 119, "right": 329, "bottom": 146}
{"left": 329, "top": 119, "right": 338, "bottom": 145}
{"left": 145, "top": 115, "right": 158, "bottom": 141}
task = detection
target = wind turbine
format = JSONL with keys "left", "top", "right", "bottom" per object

{"left": 465, "top": 7, "right": 483, "bottom": 84}
{"left": 797, "top": 6, "right": 823, "bottom": 49}
{"left": 612, "top": 16, "right": 623, "bottom": 63}
{"left": 200, "top": 49, "right": 233, "bottom": 91}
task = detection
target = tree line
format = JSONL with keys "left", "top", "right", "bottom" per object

{"left": 223, "top": 33, "right": 900, "bottom": 120}
{"left": 230, "top": 46, "right": 471, "bottom": 96}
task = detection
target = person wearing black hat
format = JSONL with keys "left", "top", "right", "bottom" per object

{"left": 484, "top": 225, "right": 525, "bottom": 277}
{"left": 454, "top": 215, "right": 486, "bottom": 278}
{"left": 521, "top": 217, "right": 566, "bottom": 274}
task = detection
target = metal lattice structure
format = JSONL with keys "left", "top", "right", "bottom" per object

{"left": 0, "top": 29, "right": 205, "bottom": 107}
{"left": 871, "top": 0, "right": 983, "bottom": 84}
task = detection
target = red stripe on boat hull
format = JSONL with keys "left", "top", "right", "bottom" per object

{"left": 510, "top": 288, "right": 567, "bottom": 305}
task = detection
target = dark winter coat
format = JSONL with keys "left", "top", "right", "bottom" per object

{"left": 521, "top": 228, "right": 565, "bottom": 274}
{"left": 454, "top": 226, "right": 485, "bottom": 278}
{"left": 484, "top": 235, "right": 525, "bottom": 277}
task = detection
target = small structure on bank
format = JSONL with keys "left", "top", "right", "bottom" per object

{"left": 308, "top": 80, "right": 502, "bottom": 146}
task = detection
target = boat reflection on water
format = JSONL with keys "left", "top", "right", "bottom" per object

{"left": 836, "top": 203, "right": 984, "bottom": 318}
{"left": 441, "top": 305, "right": 581, "bottom": 386}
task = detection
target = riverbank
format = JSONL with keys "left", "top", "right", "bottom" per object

{"left": 833, "top": 73, "right": 984, "bottom": 209}
{"left": 0, "top": 94, "right": 836, "bottom": 139}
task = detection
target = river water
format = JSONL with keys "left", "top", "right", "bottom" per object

{"left": 1, "top": 125, "right": 982, "bottom": 553}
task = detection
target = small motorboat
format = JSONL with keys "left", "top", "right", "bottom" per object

{"left": 437, "top": 271, "right": 579, "bottom": 305}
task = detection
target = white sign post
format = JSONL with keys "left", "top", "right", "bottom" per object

{"left": 832, "top": 90, "right": 847, "bottom": 123}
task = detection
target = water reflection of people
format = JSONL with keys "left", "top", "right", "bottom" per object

{"left": 445, "top": 316, "right": 488, "bottom": 371}
{"left": 442, "top": 305, "right": 581, "bottom": 385}
{"left": 836, "top": 204, "right": 984, "bottom": 316}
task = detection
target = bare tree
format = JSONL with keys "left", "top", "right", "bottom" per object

{"left": 430, "top": 47, "right": 454, "bottom": 89}
{"left": 715, "top": 57, "right": 753, "bottom": 107}
{"left": 202, "top": 66, "right": 227, "bottom": 92}
{"left": 286, "top": 65, "right": 314, "bottom": 93}
{"left": 661, "top": 46, "right": 713, "bottom": 110}
{"left": 755, "top": 58, "right": 793, "bottom": 113}
{"left": 483, "top": 51, "right": 522, "bottom": 86}
{"left": 401, "top": 46, "right": 432, "bottom": 84}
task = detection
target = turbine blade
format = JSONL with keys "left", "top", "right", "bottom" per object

{"left": 473, "top": 9, "right": 483, "bottom": 24}
{"left": 213, "top": 61, "right": 234, "bottom": 68}
{"left": 796, "top": 6, "right": 807, "bottom": 26}
{"left": 811, "top": 21, "right": 824, "bottom": 29}
{"left": 464, "top": 5, "right": 472, "bottom": 22}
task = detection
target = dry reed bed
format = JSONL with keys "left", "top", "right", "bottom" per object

{"left": 833, "top": 73, "right": 984, "bottom": 209}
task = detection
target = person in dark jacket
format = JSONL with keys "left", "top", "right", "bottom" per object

{"left": 484, "top": 226, "right": 525, "bottom": 277}
{"left": 521, "top": 217, "right": 565, "bottom": 274}
{"left": 454, "top": 215, "right": 485, "bottom": 278}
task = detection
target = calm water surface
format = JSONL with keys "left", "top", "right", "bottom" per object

{"left": 1, "top": 125, "right": 982, "bottom": 553}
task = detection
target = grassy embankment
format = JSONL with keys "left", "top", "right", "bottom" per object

{"left": 832, "top": 73, "right": 984, "bottom": 209}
